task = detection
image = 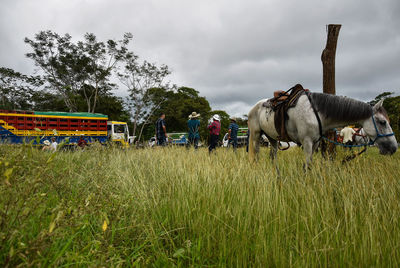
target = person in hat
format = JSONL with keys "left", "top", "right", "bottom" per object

{"left": 155, "top": 112, "right": 168, "bottom": 146}
{"left": 42, "top": 140, "right": 51, "bottom": 151}
{"left": 187, "top": 112, "right": 201, "bottom": 149}
{"left": 228, "top": 117, "right": 239, "bottom": 151}
{"left": 207, "top": 114, "right": 221, "bottom": 153}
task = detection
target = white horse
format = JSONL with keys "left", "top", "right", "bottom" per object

{"left": 248, "top": 92, "right": 397, "bottom": 168}
{"left": 353, "top": 128, "right": 370, "bottom": 146}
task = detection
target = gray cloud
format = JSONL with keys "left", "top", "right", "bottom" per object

{"left": 1, "top": 0, "right": 399, "bottom": 117}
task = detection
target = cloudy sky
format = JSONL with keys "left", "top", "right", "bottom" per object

{"left": 1, "top": 0, "right": 399, "bottom": 116}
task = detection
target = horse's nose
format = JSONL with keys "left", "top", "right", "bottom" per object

{"left": 379, "top": 141, "right": 397, "bottom": 155}
{"left": 390, "top": 144, "right": 398, "bottom": 155}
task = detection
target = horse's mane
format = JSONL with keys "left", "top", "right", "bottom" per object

{"left": 310, "top": 93, "right": 373, "bottom": 122}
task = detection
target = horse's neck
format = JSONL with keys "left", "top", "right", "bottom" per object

{"left": 321, "top": 117, "right": 361, "bottom": 131}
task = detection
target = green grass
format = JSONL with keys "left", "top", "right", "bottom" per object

{"left": 1, "top": 144, "right": 400, "bottom": 267}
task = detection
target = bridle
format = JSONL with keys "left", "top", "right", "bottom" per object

{"left": 370, "top": 115, "right": 395, "bottom": 144}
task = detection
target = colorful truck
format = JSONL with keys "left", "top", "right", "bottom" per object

{"left": 168, "top": 132, "right": 188, "bottom": 146}
{"left": 0, "top": 110, "right": 134, "bottom": 146}
{"left": 222, "top": 127, "right": 249, "bottom": 147}
{"left": 148, "top": 132, "right": 188, "bottom": 147}
{"left": 222, "top": 127, "right": 269, "bottom": 147}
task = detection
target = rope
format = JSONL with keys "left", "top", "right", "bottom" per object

{"left": 321, "top": 136, "right": 373, "bottom": 148}
{"left": 341, "top": 147, "right": 368, "bottom": 164}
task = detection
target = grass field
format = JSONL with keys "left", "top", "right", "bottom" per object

{"left": 1, "top": 144, "right": 400, "bottom": 267}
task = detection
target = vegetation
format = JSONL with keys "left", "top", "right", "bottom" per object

{"left": 1, "top": 145, "right": 400, "bottom": 266}
{"left": 0, "top": 30, "right": 233, "bottom": 138}
{"left": 141, "top": 87, "right": 213, "bottom": 141}
{"left": 24, "top": 31, "right": 133, "bottom": 113}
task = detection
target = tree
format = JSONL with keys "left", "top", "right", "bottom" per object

{"left": 117, "top": 54, "right": 171, "bottom": 138}
{"left": 139, "top": 87, "right": 214, "bottom": 142}
{"left": 77, "top": 33, "right": 132, "bottom": 113}
{"left": 0, "top": 67, "right": 42, "bottom": 110}
{"left": 236, "top": 115, "right": 248, "bottom": 128}
{"left": 24, "top": 31, "right": 132, "bottom": 112}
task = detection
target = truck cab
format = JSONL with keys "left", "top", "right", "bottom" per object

{"left": 107, "top": 121, "right": 135, "bottom": 146}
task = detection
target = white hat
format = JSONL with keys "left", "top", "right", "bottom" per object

{"left": 213, "top": 114, "right": 221, "bottom": 121}
{"left": 189, "top": 111, "right": 200, "bottom": 119}
{"left": 229, "top": 117, "right": 237, "bottom": 122}
{"left": 43, "top": 140, "right": 50, "bottom": 146}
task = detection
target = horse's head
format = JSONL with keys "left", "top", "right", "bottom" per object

{"left": 362, "top": 100, "right": 397, "bottom": 155}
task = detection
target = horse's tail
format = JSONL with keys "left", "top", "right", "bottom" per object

{"left": 248, "top": 100, "right": 265, "bottom": 162}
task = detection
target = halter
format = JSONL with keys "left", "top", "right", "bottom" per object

{"left": 370, "top": 115, "right": 395, "bottom": 144}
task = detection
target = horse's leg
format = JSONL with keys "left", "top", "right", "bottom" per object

{"left": 268, "top": 138, "right": 280, "bottom": 176}
{"left": 249, "top": 130, "right": 260, "bottom": 162}
{"left": 312, "top": 140, "right": 320, "bottom": 153}
{"left": 302, "top": 137, "right": 314, "bottom": 171}
{"left": 268, "top": 138, "right": 278, "bottom": 161}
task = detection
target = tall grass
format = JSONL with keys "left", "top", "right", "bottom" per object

{"left": 1, "top": 144, "right": 400, "bottom": 266}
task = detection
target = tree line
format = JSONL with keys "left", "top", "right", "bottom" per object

{"left": 0, "top": 31, "right": 399, "bottom": 141}
{"left": 0, "top": 31, "right": 240, "bottom": 141}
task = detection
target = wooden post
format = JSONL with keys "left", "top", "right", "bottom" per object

{"left": 321, "top": 24, "right": 341, "bottom": 159}
{"left": 322, "top": 24, "right": 341, "bottom": 95}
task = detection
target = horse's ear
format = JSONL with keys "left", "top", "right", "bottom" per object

{"left": 373, "top": 99, "right": 384, "bottom": 113}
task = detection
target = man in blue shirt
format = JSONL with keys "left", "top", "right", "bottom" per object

{"left": 187, "top": 111, "right": 200, "bottom": 149}
{"left": 155, "top": 112, "right": 167, "bottom": 146}
{"left": 228, "top": 117, "right": 239, "bottom": 151}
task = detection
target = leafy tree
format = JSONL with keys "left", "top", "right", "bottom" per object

{"left": 140, "top": 87, "right": 222, "bottom": 143}
{"left": 77, "top": 33, "right": 132, "bottom": 113}
{"left": 236, "top": 115, "right": 248, "bottom": 128}
{"left": 117, "top": 53, "right": 171, "bottom": 138}
{"left": 24, "top": 31, "right": 132, "bottom": 112}
{"left": 0, "top": 67, "right": 42, "bottom": 110}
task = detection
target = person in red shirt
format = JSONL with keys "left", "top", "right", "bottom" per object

{"left": 207, "top": 114, "right": 221, "bottom": 153}
{"left": 78, "top": 136, "right": 88, "bottom": 149}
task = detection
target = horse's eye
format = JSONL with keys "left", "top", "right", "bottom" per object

{"left": 379, "top": 120, "right": 386, "bottom": 126}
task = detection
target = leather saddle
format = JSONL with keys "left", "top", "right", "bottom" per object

{"left": 263, "top": 84, "right": 307, "bottom": 141}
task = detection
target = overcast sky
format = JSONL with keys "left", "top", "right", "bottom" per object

{"left": 1, "top": 0, "right": 399, "bottom": 116}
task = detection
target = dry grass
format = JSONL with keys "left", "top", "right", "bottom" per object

{"left": 1, "top": 144, "right": 400, "bottom": 266}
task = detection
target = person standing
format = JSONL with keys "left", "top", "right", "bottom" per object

{"left": 340, "top": 126, "right": 356, "bottom": 150}
{"left": 207, "top": 114, "right": 221, "bottom": 153}
{"left": 228, "top": 117, "right": 239, "bottom": 151}
{"left": 155, "top": 112, "right": 168, "bottom": 146}
{"left": 187, "top": 112, "right": 201, "bottom": 149}
{"left": 50, "top": 137, "right": 58, "bottom": 152}
{"left": 78, "top": 136, "right": 88, "bottom": 149}
{"left": 42, "top": 140, "right": 51, "bottom": 151}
